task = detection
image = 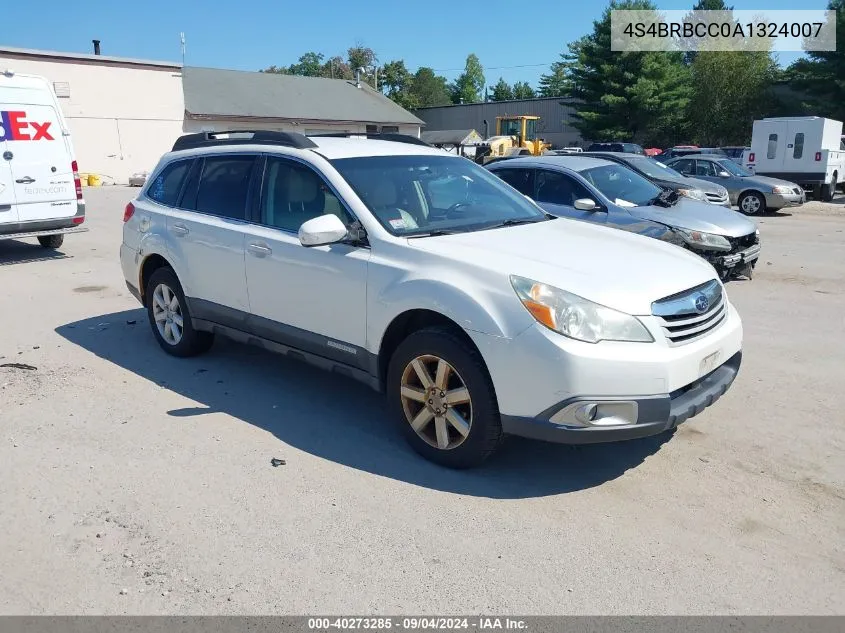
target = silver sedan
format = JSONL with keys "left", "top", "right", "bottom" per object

{"left": 666, "top": 154, "right": 805, "bottom": 215}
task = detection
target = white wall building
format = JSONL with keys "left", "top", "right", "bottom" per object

{"left": 0, "top": 46, "right": 424, "bottom": 184}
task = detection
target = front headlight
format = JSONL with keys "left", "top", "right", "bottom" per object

{"left": 677, "top": 187, "right": 707, "bottom": 201}
{"left": 674, "top": 228, "right": 732, "bottom": 252}
{"left": 772, "top": 185, "right": 793, "bottom": 194}
{"left": 510, "top": 276, "right": 653, "bottom": 344}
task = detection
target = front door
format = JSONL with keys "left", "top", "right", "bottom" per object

{"left": 534, "top": 169, "right": 607, "bottom": 223}
{"left": 244, "top": 156, "right": 370, "bottom": 367}
{"left": 0, "top": 103, "right": 76, "bottom": 223}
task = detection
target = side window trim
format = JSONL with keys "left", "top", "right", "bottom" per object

{"left": 254, "top": 153, "right": 360, "bottom": 236}
{"left": 175, "top": 158, "right": 200, "bottom": 210}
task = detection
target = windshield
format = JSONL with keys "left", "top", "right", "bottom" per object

{"left": 331, "top": 155, "right": 546, "bottom": 236}
{"left": 717, "top": 159, "right": 752, "bottom": 177}
{"left": 579, "top": 163, "right": 663, "bottom": 207}
{"left": 627, "top": 156, "right": 686, "bottom": 180}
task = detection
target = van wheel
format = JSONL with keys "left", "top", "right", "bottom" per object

{"left": 38, "top": 234, "right": 64, "bottom": 249}
{"left": 145, "top": 267, "right": 214, "bottom": 357}
{"left": 738, "top": 191, "right": 765, "bottom": 215}
{"left": 387, "top": 327, "right": 503, "bottom": 469}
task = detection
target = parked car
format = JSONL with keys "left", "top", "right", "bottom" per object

{"left": 747, "top": 117, "right": 843, "bottom": 201}
{"left": 580, "top": 151, "right": 731, "bottom": 206}
{"left": 0, "top": 71, "right": 86, "bottom": 250}
{"left": 665, "top": 154, "right": 805, "bottom": 215}
{"left": 128, "top": 171, "right": 149, "bottom": 187}
{"left": 122, "top": 131, "right": 743, "bottom": 468}
{"left": 487, "top": 155, "right": 760, "bottom": 280}
{"left": 662, "top": 147, "right": 727, "bottom": 160}
{"left": 586, "top": 142, "right": 645, "bottom": 154}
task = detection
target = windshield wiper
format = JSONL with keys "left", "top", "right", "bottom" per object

{"left": 407, "top": 229, "right": 463, "bottom": 238}
{"left": 482, "top": 216, "right": 551, "bottom": 230}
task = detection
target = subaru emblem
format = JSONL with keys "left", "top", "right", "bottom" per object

{"left": 694, "top": 294, "right": 709, "bottom": 313}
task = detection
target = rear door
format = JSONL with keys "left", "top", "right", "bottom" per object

{"left": 781, "top": 121, "right": 808, "bottom": 176}
{"left": 0, "top": 104, "right": 75, "bottom": 223}
{"left": 0, "top": 138, "right": 18, "bottom": 224}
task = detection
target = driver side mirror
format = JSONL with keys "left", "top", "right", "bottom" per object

{"left": 299, "top": 214, "right": 348, "bottom": 247}
{"left": 574, "top": 198, "right": 599, "bottom": 211}
{"left": 718, "top": 171, "right": 730, "bottom": 178}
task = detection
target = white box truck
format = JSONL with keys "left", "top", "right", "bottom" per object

{"left": 746, "top": 117, "right": 844, "bottom": 201}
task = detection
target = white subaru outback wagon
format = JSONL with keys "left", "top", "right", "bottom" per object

{"left": 121, "top": 131, "right": 743, "bottom": 468}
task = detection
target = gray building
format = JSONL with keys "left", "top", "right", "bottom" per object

{"left": 413, "top": 97, "right": 585, "bottom": 149}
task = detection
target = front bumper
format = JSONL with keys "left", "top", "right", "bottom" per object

{"left": 765, "top": 190, "right": 805, "bottom": 209}
{"left": 501, "top": 351, "right": 742, "bottom": 443}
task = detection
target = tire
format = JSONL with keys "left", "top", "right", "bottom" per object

{"left": 387, "top": 326, "right": 503, "bottom": 469}
{"left": 822, "top": 172, "right": 837, "bottom": 202}
{"left": 738, "top": 191, "right": 765, "bottom": 215}
{"left": 144, "top": 267, "right": 214, "bottom": 357}
{"left": 37, "top": 234, "right": 64, "bottom": 249}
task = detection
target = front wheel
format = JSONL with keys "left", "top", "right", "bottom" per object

{"left": 738, "top": 191, "right": 765, "bottom": 215}
{"left": 387, "top": 327, "right": 503, "bottom": 468}
{"left": 145, "top": 267, "right": 214, "bottom": 357}
{"left": 822, "top": 173, "right": 837, "bottom": 201}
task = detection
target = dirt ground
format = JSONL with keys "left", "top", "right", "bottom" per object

{"left": 0, "top": 187, "right": 843, "bottom": 615}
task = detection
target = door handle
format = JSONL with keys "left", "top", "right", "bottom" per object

{"left": 170, "top": 223, "right": 189, "bottom": 236}
{"left": 15, "top": 177, "right": 35, "bottom": 184}
{"left": 248, "top": 242, "right": 272, "bottom": 257}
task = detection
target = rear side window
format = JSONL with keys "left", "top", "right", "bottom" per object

{"left": 672, "top": 159, "right": 695, "bottom": 175}
{"left": 148, "top": 160, "right": 191, "bottom": 206}
{"left": 494, "top": 168, "right": 535, "bottom": 196}
{"left": 767, "top": 134, "right": 778, "bottom": 159}
{"left": 793, "top": 133, "right": 804, "bottom": 159}
{"left": 194, "top": 155, "right": 255, "bottom": 219}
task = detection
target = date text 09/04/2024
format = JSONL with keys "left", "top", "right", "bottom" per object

{"left": 622, "top": 21, "right": 824, "bottom": 39}
{"left": 308, "top": 617, "right": 528, "bottom": 630}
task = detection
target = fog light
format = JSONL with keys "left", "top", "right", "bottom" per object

{"left": 574, "top": 403, "right": 597, "bottom": 424}
{"left": 550, "top": 400, "right": 639, "bottom": 427}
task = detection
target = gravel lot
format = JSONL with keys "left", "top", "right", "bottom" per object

{"left": 1, "top": 186, "right": 843, "bottom": 615}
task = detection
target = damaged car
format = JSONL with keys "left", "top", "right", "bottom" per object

{"left": 488, "top": 155, "right": 760, "bottom": 280}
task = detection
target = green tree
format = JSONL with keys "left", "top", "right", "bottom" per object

{"left": 288, "top": 52, "right": 325, "bottom": 77}
{"left": 409, "top": 67, "right": 452, "bottom": 107}
{"left": 683, "top": 0, "right": 735, "bottom": 64}
{"left": 322, "top": 55, "right": 353, "bottom": 79}
{"left": 512, "top": 81, "right": 536, "bottom": 99}
{"left": 380, "top": 60, "right": 419, "bottom": 109}
{"left": 491, "top": 77, "right": 514, "bottom": 101}
{"left": 783, "top": 0, "right": 845, "bottom": 122}
{"left": 538, "top": 38, "right": 586, "bottom": 97}
{"left": 565, "top": 0, "right": 692, "bottom": 146}
{"left": 450, "top": 54, "right": 485, "bottom": 104}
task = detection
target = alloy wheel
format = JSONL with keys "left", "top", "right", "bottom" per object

{"left": 400, "top": 354, "right": 472, "bottom": 450}
{"left": 152, "top": 283, "right": 184, "bottom": 345}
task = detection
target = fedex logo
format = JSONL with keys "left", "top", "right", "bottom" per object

{"left": 0, "top": 111, "right": 55, "bottom": 142}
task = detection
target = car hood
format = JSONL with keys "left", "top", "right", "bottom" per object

{"left": 631, "top": 197, "right": 756, "bottom": 238}
{"left": 407, "top": 218, "right": 717, "bottom": 316}
{"left": 740, "top": 174, "right": 799, "bottom": 190}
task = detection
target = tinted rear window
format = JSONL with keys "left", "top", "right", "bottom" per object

{"left": 148, "top": 160, "right": 191, "bottom": 206}
{"left": 194, "top": 155, "right": 255, "bottom": 219}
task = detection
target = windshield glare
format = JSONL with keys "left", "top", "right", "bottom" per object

{"left": 331, "top": 155, "right": 545, "bottom": 236}
{"left": 718, "top": 159, "right": 751, "bottom": 177}
{"left": 579, "top": 163, "right": 662, "bottom": 207}
{"left": 628, "top": 157, "right": 686, "bottom": 180}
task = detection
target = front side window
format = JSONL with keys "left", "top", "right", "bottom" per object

{"left": 695, "top": 160, "right": 717, "bottom": 177}
{"left": 767, "top": 133, "right": 778, "bottom": 159}
{"left": 525, "top": 119, "right": 537, "bottom": 142}
{"left": 717, "top": 159, "right": 752, "bottom": 177}
{"left": 147, "top": 159, "right": 191, "bottom": 206}
{"left": 193, "top": 155, "right": 255, "bottom": 219}
{"left": 793, "top": 133, "right": 804, "bottom": 159}
{"left": 535, "top": 170, "right": 593, "bottom": 206}
{"left": 261, "top": 158, "right": 351, "bottom": 232}
{"left": 332, "top": 155, "right": 546, "bottom": 236}
{"left": 499, "top": 119, "right": 521, "bottom": 136}
{"left": 578, "top": 163, "right": 662, "bottom": 207}
{"left": 494, "top": 168, "right": 535, "bottom": 196}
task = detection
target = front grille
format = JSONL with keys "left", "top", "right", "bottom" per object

{"left": 705, "top": 191, "right": 729, "bottom": 204}
{"left": 728, "top": 232, "right": 759, "bottom": 251}
{"left": 793, "top": 187, "right": 802, "bottom": 195}
{"left": 652, "top": 280, "right": 727, "bottom": 345}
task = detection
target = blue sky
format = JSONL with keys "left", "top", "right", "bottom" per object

{"left": 3, "top": 0, "right": 830, "bottom": 88}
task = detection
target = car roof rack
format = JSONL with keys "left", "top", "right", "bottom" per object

{"left": 308, "top": 132, "right": 431, "bottom": 147}
{"left": 171, "top": 130, "right": 317, "bottom": 152}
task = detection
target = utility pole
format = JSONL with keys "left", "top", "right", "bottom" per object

{"left": 179, "top": 32, "right": 186, "bottom": 66}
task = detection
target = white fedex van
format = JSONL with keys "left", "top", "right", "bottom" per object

{"left": 747, "top": 117, "right": 844, "bottom": 201}
{"left": 0, "top": 71, "right": 86, "bottom": 249}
